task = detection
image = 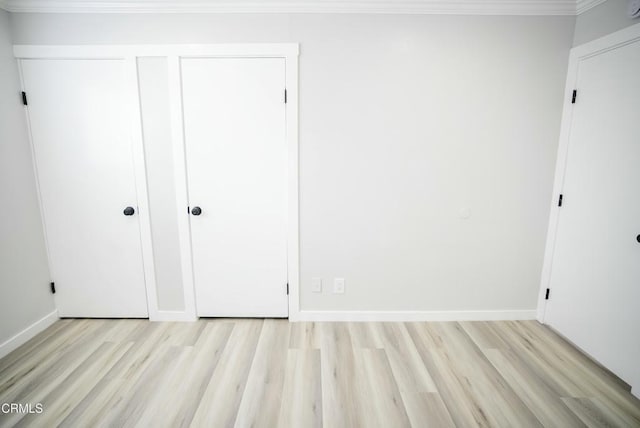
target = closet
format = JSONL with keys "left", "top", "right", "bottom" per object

{"left": 16, "top": 45, "right": 299, "bottom": 321}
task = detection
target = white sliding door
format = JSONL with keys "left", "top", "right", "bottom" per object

{"left": 544, "top": 36, "right": 640, "bottom": 392}
{"left": 181, "top": 58, "right": 288, "bottom": 318}
{"left": 21, "top": 59, "right": 149, "bottom": 318}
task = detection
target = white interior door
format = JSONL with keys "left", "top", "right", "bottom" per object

{"left": 22, "top": 59, "right": 149, "bottom": 318}
{"left": 182, "top": 58, "right": 288, "bottom": 318}
{"left": 544, "top": 39, "right": 640, "bottom": 392}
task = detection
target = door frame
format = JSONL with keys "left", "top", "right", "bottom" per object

{"left": 13, "top": 44, "right": 300, "bottom": 322}
{"left": 167, "top": 45, "right": 300, "bottom": 321}
{"left": 537, "top": 23, "right": 640, "bottom": 322}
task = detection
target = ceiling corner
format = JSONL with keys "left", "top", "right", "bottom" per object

{"left": 576, "top": 0, "right": 608, "bottom": 15}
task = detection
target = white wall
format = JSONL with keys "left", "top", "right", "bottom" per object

{"left": 9, "top": 13, "right": 575, "bottom": 314}
{"left": 574, "top": 0, "right": 639, "bottom": 45}
{"left": 0, "top": 10, "right": 55, "bottom": 352}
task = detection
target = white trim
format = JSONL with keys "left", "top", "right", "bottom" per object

{"left": 285, "top": 51, "right": 300, "bottom": 321}
{"left": 0, "top": 310, "right": 59, "bottom": 359}
{"left": 1, "top": 0, "right": 579, "bottom": 15}
{"left": 576, "top": 0, "right": 607, "bottom": 14}
{"left": 537, "top": 22, "right": 640, "bottom": 322}
{"left": 13, "top": 44, "right": 300, "bottom": 59}
{"left": 168, "top": 56, "right": 198, "bottom": 322}
{"left": 126, "top": 57, "right": 158, "bottom": 320}
{"left": 298, "top": 309, "right": 537, "bottom": 322}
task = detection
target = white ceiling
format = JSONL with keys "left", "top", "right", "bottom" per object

{"left": 0, "top": 0, "right": 607, "bottom": 15}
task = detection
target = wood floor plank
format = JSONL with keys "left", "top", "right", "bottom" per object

{"left": 234, "top": 319, "right": 291, "bottom": 428}
{"left": 460, "top": 321, "right": 514, "bottom": 350}
{"left": 0, "top": 321, "right": 114, "bottom": 407}
{"left": 400, "top": 392, "right": 456, "bottom": 428}
{"left": 374, "top": 323, "right": 450, "bottom": 426}
{"left": 562, "top": 397, "right": 639, "bottom": 428}
{"left": 319, "top": 322, "right": 363, "bottom": 428}
{"left": 348, "top": 322, "right": 384, "bottom": 349}
{"left": 146, "top": 321, "right": 235, "bottom": 428}
{"left": 0, "top": 320, "right": 99, "bottom": 392}
{"left": 278, "top": 349, "right": 322, "bottom": 428}
{"left": 492, "top": 321, "right": 588, "bottom": 397}
{"left": 523, "top": 321, "right": 639, "bottom": 404}
{"left": 58, "top": 323, "right": 176, "bottom": 427}
{"left": 407, "top": 322, "right": 543, "bottom": 427}
{"left": 189, "top": 319, "right": 264, "bottom": 427}
{"left": 354, "top": 348, "right": 411, "bottom": 427}
{"left": 108, "top": 345, "right": 186, "bottom": 427}
{"left": 289, "top": 322, "right": 321, "bottom": 349}
{"left": 12, "top": 340, "right": 133, "bottom": 428}
{"left": 526, "top": 321, "right": 632, "bottom": 393}
{"left": 377, "top": 323, "right": 437, "bottom": 394}
{"left": 483, "top": 348, "right": 586, "bottom": 428}
{"left": 501, "top": 321, "right": 640, "bottom": 423}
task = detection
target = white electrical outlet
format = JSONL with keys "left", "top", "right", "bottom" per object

{"left": 333, "top": 278, "right": 345, "bottom": 294}
{"left": 311, "top": 277, "right": 322, "bottom": 293}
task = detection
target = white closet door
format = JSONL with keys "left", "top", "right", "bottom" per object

{"left": 22, "top": 59, "right": 149, "bottom": 318}
{"left": 545, "top": 40, "right": 640, "bottom": 391}
{"left": 182, "top": 58, "right": 288, "bottom": 318}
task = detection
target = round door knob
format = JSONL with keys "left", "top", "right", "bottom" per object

{"left": 191, "top": 206, "right": 202, "bottom": 216}
{"left": 123, "top": 206, "right": 135, "bottom": 216}
{"left": 637, "top": 234, "right": 640, "bottom": 243}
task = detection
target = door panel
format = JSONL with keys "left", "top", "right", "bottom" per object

{"left": 545, "top": 40, "right": 640, "bottom": 390}
{"left": 22, "top": 59, "right": 149, "bottom": 318}
{"left": 182, "top": 58, "right": 288, "bottom": 317}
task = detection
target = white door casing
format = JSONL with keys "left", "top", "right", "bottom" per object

{"left": 539, "top": 24, "right": 640, "bottom": 396}
{"left": 181, "top": 57, "right": 289, "bottom": 317}
{"left": 20, "top": 59, "right": 151, "bottom": 318}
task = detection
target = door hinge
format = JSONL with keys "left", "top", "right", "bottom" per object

{"left": 284, "top": 89, "right": 287, "bottom": 104}
{"left": 545, "top": 288, "right": 550, "bottom": 300}
{"left": 22, "top": 91, "right": 28, "bottom": 106}
{"left": 50, "top": 282, "right": 56, "bottom": 294}
{"left": 571, "top": 90, "right": 577, "bottom": 104}
{"left": 558, "top": 194, "right": 563, "bottom": 207}
{"left": 286, "top": 283, "right": 289, "bottom": 295}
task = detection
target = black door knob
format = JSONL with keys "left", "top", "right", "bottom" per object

{"left": 191, "top": 206, "right": 202, "bottom": 216}
{"left": 123, "top": 206, "right": 135, "bottom": 216}
{"left": 637, "top": 234, "right": 640, "bottom": 243}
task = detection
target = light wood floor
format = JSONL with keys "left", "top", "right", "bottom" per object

{"left": 0, "top": 319, "right": 638, "bottom": 427}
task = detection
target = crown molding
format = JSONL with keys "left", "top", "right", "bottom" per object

{"left": 1, "top": 0, "right": 581, "bottom": 15}
{"left": 576, "top": 0, "right": 607, "bottom": 14}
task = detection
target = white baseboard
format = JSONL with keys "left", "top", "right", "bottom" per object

{"left": 151, "top": 310, "right": 197, "bottom": 322}
{"left": 0, "top": 310, "right": 59, "bottom": 359}
{"left": 297, "top": 309, "right": 537, "bottom": 322}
